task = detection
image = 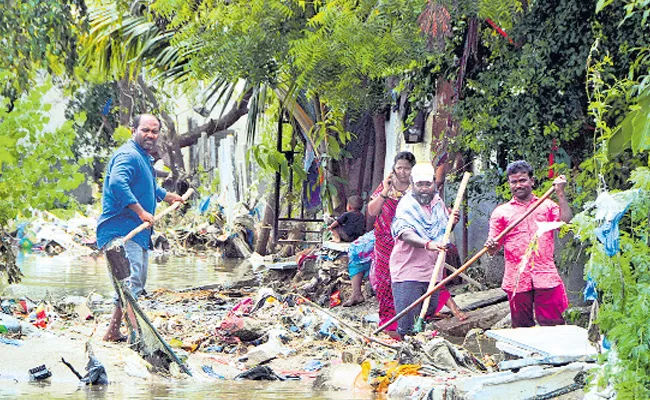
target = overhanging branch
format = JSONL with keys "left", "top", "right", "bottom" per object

{"left": 178, "top": 89, "right": 252, "bottom": 148}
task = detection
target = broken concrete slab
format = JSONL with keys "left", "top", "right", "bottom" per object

{"left": 387, "top": 375, "right": 457, "bottom": 399}
{"left": 486, "top": 325, "right": 599, "bottom": 358}
{"left": 439, "top": 288, "right": 507, "bottom": 313}
{"left": 321, "top": 241, "right": 350, "bottom": 253}
{"left": 499, "top": 354, "right": 597, "bottom": 371}
{"left": 265, "top": 261, "right": 298, "bottom": 271}
{"left": 454, "top": 362, "right": 595, "bottom": 399}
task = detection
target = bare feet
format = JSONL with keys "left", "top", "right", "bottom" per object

{"left": 447, "top": 299, "right": 469, "bottom": 321}
{"left": 453, "top": 310, "right": 469, "bottom": 321}
{"left": 342, "top": 294, "right": 365, "bottom": 307}
{"left": 386, "top": 330, "right": 401, "bottom": 340}
{"left": 103, "top": 334, "right": 128, "bottom": 343}
{"left": 104, "top": 306, "right": 126, "bottom": 342}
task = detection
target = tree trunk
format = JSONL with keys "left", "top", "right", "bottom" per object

{"left": 118, "top": 76, "right": 134, "bottom": 127}
{"left": 371, "top": 111, "right": 387, "bottom": 194}
{"left": 364, "top": 115, "right": 377, "bottom": 231}
{"left": 254, "top": 191, "right": 276, "bottom": 255}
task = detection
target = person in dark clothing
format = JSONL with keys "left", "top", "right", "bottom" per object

{"left": 326, "top": 195, "right": 365, "bottom": 242}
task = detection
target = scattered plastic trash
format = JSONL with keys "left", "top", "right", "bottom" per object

{"left": 318, "top": 318, "right": 343, "bottom": 341}
{"left": 329, "top": 291, "right": 341, "bottom": 308}
{"left": 0, "top": 313, "right": 21, "bottom": 333}
{"left": 583, "top": 275, "right": 598, "bottom": 301}
{"left": 593, "top": 191, "right": 636, "bottom": 256}
{"left": 199, "top": 196, "right": 212, "bottom": 214}
{"left": 230, "top": 298, "right": 254, "bottom": 315}
{"left": 364, "top": 313, "right": 380, "bottom": 324}
{"left": 29, "top": 365, "right": 52, "bottom": 381}
{"left": 0, "top": 337, "right": 22, "bottom": 346}
{"left": 303, "top": 360, "right": 324, "bottom": 372}
{"left": 201, "top": 365, "right": 225, "bottom": 379}
{"left": 75, "top": 303, "right": 94, "bottom": 321}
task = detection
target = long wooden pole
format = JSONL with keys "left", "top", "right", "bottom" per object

{"left": 122, "top": 188, "right": 194, "bottom": 243}
{"left": 373, "top": 185, "right": 557, "bottom": 335}
{"left": 414, "top": 172, "right": 471, "bottom": 331}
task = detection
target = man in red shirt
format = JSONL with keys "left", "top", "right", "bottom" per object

{"left": 485, "top": 160, "right": 572, "bottom": 328}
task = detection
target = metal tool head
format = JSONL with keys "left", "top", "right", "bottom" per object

{"left": 104, "top": 240, "right": 130, "bottom": 281}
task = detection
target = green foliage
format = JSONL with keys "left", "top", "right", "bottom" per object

{"left": 113, "top": 126, "right": 132, "bottom": 144}
{"left": 65, "top": 81, "right": 119, "bottom": 181}
{"left": 0, "top": 81, "right": 86, "bottom": 227}
{"left": 573, "top": 171, "right": 650, "bottom": 398}
{"left": 455, "top": 0, "right": 596, "bottom": 175}
{"left": 0, "top": 0, "right": 87, "bottom": 97}
{"left": 248, "top": 98, "right": 306, "bottom": 211}
{"left": 572, "top": 1, "right": 650, "bottom": 396}
{"left": 149, "top": 0, "right": 432, "bottom": 113}
{"left": 81, "top": 1, "right": 166, "bottom": 80}
{"left": 289, "top": 0, "right": 428, "bottom": 110}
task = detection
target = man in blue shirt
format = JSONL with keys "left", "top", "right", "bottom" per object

{"left": 98, "top": 114, "right": 183, "bottom": 342}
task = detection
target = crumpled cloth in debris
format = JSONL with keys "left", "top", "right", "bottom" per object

{"left": 423, "top": 338, "right": 485, "bottom": 374}
{"left": 234, "top": 365, "right": 286, "bottom": 381}
{"left": 81, "top": 354, "right": 109, "bottom": 385}
{"left": 360, "top": 360, "right": 421, "bottom": 393}
{"left": 348, "top": 230, "right": 375, "bottom": 278}
{"left": 593, "top": 190, "right": 636, "bottom": 256}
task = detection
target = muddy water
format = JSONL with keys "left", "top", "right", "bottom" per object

{"left": 0, "top": 380, "right": 366, "bottom": 400}
{"left": 1, "top": 252, "right": 369, "bottom": 399}
{"left": 0, "top": 251, "right": 243, "bottom": 299}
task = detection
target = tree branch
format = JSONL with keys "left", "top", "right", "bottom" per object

{"left": 178, "top": 89, "right": 252, "bottom": 148}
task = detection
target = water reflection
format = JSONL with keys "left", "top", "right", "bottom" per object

{"left": 0, "top": 380, "right": 371, "bottom": 400}
{"left": 0, "top": 251, "right": 244, "bottom": 299}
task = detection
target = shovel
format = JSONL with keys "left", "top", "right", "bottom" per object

{"left": 413, "top": 172, "right": 471, "bottom": 333}
{"left": 105, "top": 188, "right": 194, "bottom": 280}
{"left": 374, "top": 185, "right": 557, "bottom": 335}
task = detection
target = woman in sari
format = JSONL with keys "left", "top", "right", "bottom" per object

{"left": 367, "top": 151, "right": 416, "bottom": 337}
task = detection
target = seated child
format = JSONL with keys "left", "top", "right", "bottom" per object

{"left": 326, "top": 195, "right": 365, "bottom": 242}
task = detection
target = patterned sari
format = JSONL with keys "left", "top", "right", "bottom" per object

{"left": 369, "top": 182, "right": 410, "bottom": 332}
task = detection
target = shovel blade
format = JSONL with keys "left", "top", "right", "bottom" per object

{"left": 105, "top": 244, "right": 130, "bottom": 281}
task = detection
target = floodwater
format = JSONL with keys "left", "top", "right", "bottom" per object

{"left": 0, "top": 380, "right": 366, "bottom": 400}
{"left": 0, "top": 251, "right": 243, "bottom": 299}
{"left": 1, "top": 252, "right": 370, "bottom": 400}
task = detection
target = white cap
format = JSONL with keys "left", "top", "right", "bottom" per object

{"left": 411, "top": 163, "right": 436, "bottom": 183}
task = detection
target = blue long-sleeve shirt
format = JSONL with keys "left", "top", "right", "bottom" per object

{"left": 96, "top": 139, "right": 167, "bottom": 250}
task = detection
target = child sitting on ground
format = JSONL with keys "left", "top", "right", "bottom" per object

{"left": 326, "top": 195, "right": 365, "bottom": 243}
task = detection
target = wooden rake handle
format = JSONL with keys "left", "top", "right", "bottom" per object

{"left": 418, "top": 172, "right": 471, "bottom": 321}
{"left": 374, "top": 185, "right": 557, "bottom": 335}
{"left": 122, "top": 188, "right": 194, "bottom": 243}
